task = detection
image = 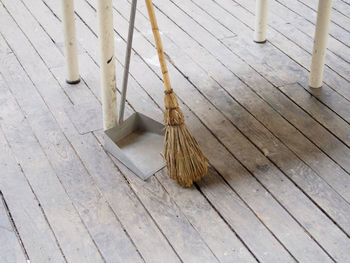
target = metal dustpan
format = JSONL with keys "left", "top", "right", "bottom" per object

{"left": 104, "top": 0, "right": 165, "bottom": 180}
{"left": 104, "top": 113, "right": 165, "bottom": 180}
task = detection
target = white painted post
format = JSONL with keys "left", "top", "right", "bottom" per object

{"left": 254, "top": 0, "right": 268, "bottom": 43}
{"left": 97, "top": 0, "right": 117, "bottom": 130}
{"left": 62, "top": 0, "right": 80, "bottom": 84}
{"left": 309, "top": 0, "right": 332, "bottom": 88}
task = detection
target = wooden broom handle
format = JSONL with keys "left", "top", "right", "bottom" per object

{"left": 144, "top": 0, "right": 172, "bottom": 92}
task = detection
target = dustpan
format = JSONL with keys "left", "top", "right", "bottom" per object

{"left": 104, "top": 113, "right": 165, "bottom": 180}
{"left": 102, "top": 0, "right": 165, "bottom": 180}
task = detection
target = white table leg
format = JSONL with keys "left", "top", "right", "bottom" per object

{"left": 309, "top": 0, "right": 332, "bottom": 88}
{"left": 254, "top": 0, "right": 268, "bottom": 43}
{"left": 97, "top": 0, "right": 117, "bottom": 130}
{"left": 62, "top": 0, "right": 80, "bottom": 84}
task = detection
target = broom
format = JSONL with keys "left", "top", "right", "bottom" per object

{"left": 144, "top": 0, "right": 208, "bottom": 187}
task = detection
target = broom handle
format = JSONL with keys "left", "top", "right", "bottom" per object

{"left": 144, "top": 0, "right": 172, "bottom": 92}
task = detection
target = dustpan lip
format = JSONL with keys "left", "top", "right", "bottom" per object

{"left": 105, "top": 112, "right": 165, "bottom": 141}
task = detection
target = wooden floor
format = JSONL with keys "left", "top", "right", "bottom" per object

{"left": 0, "top": 0, "right": 350, "bottom": 261}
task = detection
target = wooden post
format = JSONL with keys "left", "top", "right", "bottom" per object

{"left": 254, "top": 0, "right": 268, "bottom": 43}
{"left": 309, "top": 0, "right": 332, "bottom": 88}
{"left": 61, "top": 0, "right": 80, "bottom": 84}
{"left": 97, "top": 0, "right": 117, "bottom": 130}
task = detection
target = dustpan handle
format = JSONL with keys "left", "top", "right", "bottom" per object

{"left": 144, "top": 0, "right": 172, "bottom": 92}
{"left": 119, "top": 0, "right": 138, "bottom": 124}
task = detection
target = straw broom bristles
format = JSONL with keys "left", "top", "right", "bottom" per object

{"left": 145, "top": 0, "right": 208, "bottom": 187}
{"left": 164, "top": 90, "right": 208, "bottom": 187}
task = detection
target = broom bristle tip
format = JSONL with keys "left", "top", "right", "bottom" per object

{"left": 164, "top": 123, "right": 208, "bottom": 187}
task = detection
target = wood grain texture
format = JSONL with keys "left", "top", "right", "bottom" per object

{"left": 0, "top": 5, "right": 145, "bottom": 262}
{"left": 194, "top": 0, "right": 350, "bottom": 112}
{"left": 0, "top": 58, "right": 106, "bottom": 263}
{"left": 0, "top": 174, "right": 27, "bottom": 263}
{"left": 10, "top": 0, "right": 292, "bottom": 262}
{"left": 39, "top": 1, "right": 258, "bottom": 260}
{"left": 0, "top": 1, "right": 216, "bottom": 261}
{"left": 0, "top": 77, "right": 65, "bottom": 263}
{"left": 156, "top": 0, "right": 350, "bottom": 174}
{"left": 1, "top": 0, "right": 349, "bottom": 261}
{"left": 139, "top": 0, "right": 350, "bottom": 200}
{"left": 109, "top": 0, "right": 350, "bottom": 261}
{"left": 101, "top": 3, "right": 341, "bottom": 262}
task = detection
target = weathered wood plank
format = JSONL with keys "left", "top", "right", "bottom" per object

{"left": 0, "top": 5, "right": 146, "bottom": 263}
{"left": 172, "top": 0, "right": 350, "bottom": 103}
{"left": 107, "top": 156, "right": 221, "bottom": 263}
{"left": 265, "top": 0, "right": 350, "bottom": 62}
{"left": 99, "top": 138, "right": 296, "bottom": 263}
{"left": 0, "top": 1, "right": 213, "bottom": 261}
{"left": 198, "top": 0, "right": 350, "bottom": 103}
{"left": 332, "top": 0, "right": 350, "bottom": 18}
{"left": 74, "top": 0, "right": 350, "bottom": 262}
{"left": 82, "top": 53, "right": 257, "bottom": 263}
{"left": 109, "top": 58, "right": 297, "bottom": 262}
{"left": 0, "top": 11, "right": 182, "bottom": 263}
{"left": 0, "top": 15, "right": 132, "bottom": 260}
{"left": 232, "top": 0, "right": 348, "bottom": 65}
{"left": 107, "top": 5, "right": 341, "bottom": 261}
{"left": 224, "top": 36, "right": 350, "bottom": 169}
{"left": 12, "top": 1, "right": 225, "bottom": 261}
{"left": 0, "top": 81, "right": 65, "bottom": 262}
{"left": 0, "top": 59, "right": 104, "bottom": 263}
{"left": 144, "top": 0, "right": 350, "bottom": 191}
{"left": 48, "top": 10, "right": 257, "bottom": 262}
{"left": 76, "top": 1, "right": 327, "bottom": 262}
{"left": 66, "top": 126, "right": 219, "bottom": 263}
{"left": 0, "top": 54, "right": 106, "bottom": 263}
{"left": 57, "top": 64, "right": 222, "bottom": 263}
{"left": 55, "top": 64, "right": 230, "bottom": 263}
{"left": 278, "top": 82, "right": 350, "bottom": 147}
{"left": 154, "top": 169, "right": 258, "bottom": 263}
{"left": 108, "top": 1, "right": 346, "bottom": 262}
{"left": 210, "top": 0, "right": 350, "bottom": 114}
{"left": 2, "top": 0, "right": 350, "bottom": 262}
{"left": 54, "top": 107, "right": 182, "bottom": 262}
{"left": 297, "top": 0, "right": 350, "bottom": 32}
{"left": 0, "top": 61, "right": 144, "bottom": 263}
{"left": 161, "top": 0, "right": 350, "bottom": 190}
{"left": 140, "top": 10, "right": 350, "bottom": 235}
{"left": 165, "top": 0, "right": 350, "bottom": 100}
{"left": 274, "top": 0, "right": 350, "bottom": 47}
{"left": 305, "top": 83, "right": 350, "bottom": 124}
{"left": 0, "top": 191, "right": 27, "bottom": 263}
{"left": 34, "top": 1, "right": 300, "bottom": 262}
